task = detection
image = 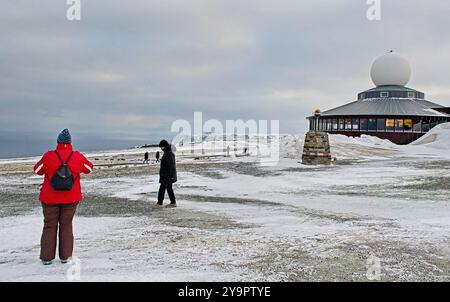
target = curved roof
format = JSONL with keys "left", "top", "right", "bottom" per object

{"left": 319, "top": 98, "right": 449, "bottom": 117}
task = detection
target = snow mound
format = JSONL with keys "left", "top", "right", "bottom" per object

{"left": 279, "top": 134, "right": 304, "bottom": 159}
{"left": 329, "top": 134, "right": 399, "bottom": 160}
{"left": 330, "top": 134, "right": 397, "bottom": 148}
{"left": 411, "top": 123, "right": 450, "bottom": 149}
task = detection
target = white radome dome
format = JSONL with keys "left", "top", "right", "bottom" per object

{"left": 370, "top": 52, "right": 411, "bottom": 87}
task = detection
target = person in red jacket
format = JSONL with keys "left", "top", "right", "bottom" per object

{"left": 34, "top": 129, "right": 94, "bottom": 265}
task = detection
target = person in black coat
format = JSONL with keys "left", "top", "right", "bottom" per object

{"left": 154, "top": 140, "right": 177, "bottom": 208}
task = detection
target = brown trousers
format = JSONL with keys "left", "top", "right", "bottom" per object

{"left": 40, "top": 202, "right": 78, "bottom": 261}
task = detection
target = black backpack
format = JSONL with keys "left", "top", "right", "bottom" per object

{"left": 51, "top": 151, "right": 74, "bottom": 191}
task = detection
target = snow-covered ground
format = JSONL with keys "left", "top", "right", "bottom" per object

{"left": 0, "top": 126, "right": 449, "bottom": 281}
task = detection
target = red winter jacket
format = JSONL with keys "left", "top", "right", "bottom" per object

{"left": 34, "top": 144, "right": 94, "bottom": 204}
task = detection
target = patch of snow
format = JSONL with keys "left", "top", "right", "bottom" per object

{"left": 412, "top": 122, "right": 450, "bottom": 149}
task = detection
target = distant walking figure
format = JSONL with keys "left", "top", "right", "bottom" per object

{"left": 34, "top": 129, "right": 94, "bottom": 265}
{"left": 155, "top": 151, "right": 160, "bottom": 163}
{"left": 143, "top": 151, "right": 149, "bottom": 164}
{"left": 154, "top": 140, "right": 177, "bottom": 208}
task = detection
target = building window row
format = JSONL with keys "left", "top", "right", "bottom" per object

{"left": 312, "top": 117, "right": 445, "bottom": 133}
{"left": 358, "top": 91, "right": 424, "bottom": 100}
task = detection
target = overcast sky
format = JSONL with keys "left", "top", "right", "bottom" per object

{"left": 1, "top": 0, "right": 450, "bottom": 157}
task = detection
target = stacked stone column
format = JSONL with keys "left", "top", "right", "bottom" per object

{"left": 302, "top": 131, "right": 332, "bottom": 165}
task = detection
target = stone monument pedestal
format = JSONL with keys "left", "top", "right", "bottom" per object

{"left": 302, "top": 131, "right": 332, "bottom": 165}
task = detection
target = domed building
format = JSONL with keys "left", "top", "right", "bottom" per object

{"left": 307, "top": 51, "right": 450, "bottom": 144}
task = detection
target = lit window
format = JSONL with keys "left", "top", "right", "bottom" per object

{"left": 386, "top": 119, "right": 395, "bottom": 131}
{"left": 404, "top": 119, "right": 413, "bottom": 131}
{"left": 395, "top": 119, "right": 404, "bottom": 132}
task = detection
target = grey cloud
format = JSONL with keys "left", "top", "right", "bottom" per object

{"left": 1, "top": 0, "right": 450, "bottom": 157}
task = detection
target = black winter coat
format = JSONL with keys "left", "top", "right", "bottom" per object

{"left": 159, "top": 146, "right": 177, "bottom": 184}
